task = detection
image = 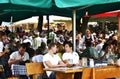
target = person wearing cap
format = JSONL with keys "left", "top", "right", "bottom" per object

{"left": 95, "top": 39, "right": 104, "bottom": 53}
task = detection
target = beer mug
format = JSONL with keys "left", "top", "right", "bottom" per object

{"left": 82, "top": 57, "right": 88, "bottom": 67}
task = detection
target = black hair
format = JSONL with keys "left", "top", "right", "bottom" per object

{"left": 35, "top": 47, "right": 43, "bottom": 55}
{"left": 85, "top": 40, "right": 92, "bottom": 47}
{"left": 19, "top": 43, "right": 27, "bottom": 49}
{"left": 64, "top": 41, "right": 73, "bottom": 47}
{"left": 0, "top": 31, "right": 6, "bottom": 38}
{"left": 48, "top": 43, "right": 56, "bottom": 50}
{"left": 25, "top": 42, "right": 31, "bottom": 48}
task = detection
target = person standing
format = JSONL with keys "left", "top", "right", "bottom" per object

{"left": 82, "top": 29, "right": 94, "bottom": 43}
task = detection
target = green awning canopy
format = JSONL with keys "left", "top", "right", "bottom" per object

{"left": 0, "top": 0, "right": 9, "bottom": 3}
{"left": 0, "top": 0, "right": 52, "bottom": 22}
{"left": 55, "top": 0, "right": 120, "bottom": 8}
{"left": 0, "top": 0, "right": 52, "bottom": 8}
{"left": 11, "top": 0, "right": 52, "bottom": 8}
{"left": 0, "top": 0, "right": 120, "bottom": 22}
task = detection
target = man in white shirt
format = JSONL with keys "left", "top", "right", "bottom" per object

{"left": 62, "top": 41, "right": 81, "bottom": 66}
{"left": 8, "top": 43, "right": 29, "bottom": 79}
{"left": 8, "top": 43, "right": 29, "bottom": 66}
{"left": 62, "top": 41, "right": 82, "bottom": 79}
{"left": 43, "top": 43, "right": 66, "bottom": 79}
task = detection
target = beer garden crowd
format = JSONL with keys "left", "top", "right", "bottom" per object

{"left": 0, "top": 24, "right": 120, "bottom": 79}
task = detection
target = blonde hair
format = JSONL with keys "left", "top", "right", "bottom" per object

{"left": 85, "top": 29, "right": 91, "bottom": 34}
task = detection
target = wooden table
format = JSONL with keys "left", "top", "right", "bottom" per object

{"left": 44, "top": 66, "right": 120, "bottom": 79}
{"left": 44, "top": 66, "right": 83, "bottom": 79}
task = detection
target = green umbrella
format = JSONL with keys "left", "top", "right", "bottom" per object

{"left": 0, "top": 0, "right": 120, "bottom": 51}
{"left": 55, "top": 0, "right": 120, "bottom": 8}
{"left": 0, "top": 0, "right": 120, "bottom": 22}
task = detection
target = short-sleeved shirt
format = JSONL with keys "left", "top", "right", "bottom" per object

{"left": 10, "top": 51, "right": 29, "bottom": 62}
{"left": 62, "top": 52, "right": 79, "bottom": 64}
{"left": 32, "top": 55, "right": 43, "bottom": 62}
{"left": 80, "top": 47, "right": 98, "bottom": 59}
{"left": 0, "top": 41, "right": 4, "bottom": 52}
{"left": 0, "top": 41, "right": 4, "bottom": 65}
{"left": 43, "top": 53, "right": 61, "bottom": 77}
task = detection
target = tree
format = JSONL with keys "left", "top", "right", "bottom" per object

{"left": 37, "top": 16, "right": 43, "bottom": 33}
{"left": 76, "top": 17, "right": 90, "bottom": 34}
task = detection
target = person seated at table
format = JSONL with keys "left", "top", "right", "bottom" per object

{"left": 43, "top": 43, "right": 66, "bottom": 79}
{"left": 8, "top": 43, "right": 30, "bottom": 66}
{"left": 62, "top": 41, "right": 82, "bottom": 79}
{"left": 8, "top": 43, "right": 30, "bottom": 79}
{"left": 31, "top": 47, "right": 44, "bottom": 79}
{"left": 32, "top": 47, "right": 43, "bottom": 63}
{"left": 99, "top": 43, "right": 109, "bottom": 61}
{"left": 80, "top": 40, "right": 98, "bottom": 60}
{"left": 62, "top": 41, "right": 81, "bottom": 66}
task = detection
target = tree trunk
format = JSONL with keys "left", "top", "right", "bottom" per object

{"left": 76, "top": 18, "right": 81, "bottom": 33}
{"left": 37, "top": 16, "right": 43, "bottom": 33}
{"left": 0, "top": 20, "right": 2, "bottom": 25}
{"left": 80, "top": 17, "right": 90, "bottom": 35}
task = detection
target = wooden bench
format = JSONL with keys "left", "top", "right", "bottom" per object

{"left": 92, "top": 66, "right": 120, "bottom": 79}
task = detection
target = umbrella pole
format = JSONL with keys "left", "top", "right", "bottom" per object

{"left": 118, "top": 15, "right": 120, "bottom": 34}
{"left": 47, "top": 15, "right": 50, "bottom": 39}
{"left": 118, "top": 15, "right": 120, "bottom": 41}
{"left": 72, "top": 10, "right": 76, "bottom": 51}
{"left": 10, "top": 16, "right": 13, "bottom": 32}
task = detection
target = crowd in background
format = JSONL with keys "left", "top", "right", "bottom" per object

{"left": 0, "top": 25, "right": 120, "bottom": 79}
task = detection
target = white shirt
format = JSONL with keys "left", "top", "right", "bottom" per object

{"left": 0, "top": 41, "right": 4, "bottom": 52}
{"left": 41, "top": 37, "right": 47, "bottom": 45}
{"left": 10, "top": 51, "right": 29, "bottom": 62}
{"left": 95, "top": 43, "right": 104, "bottom": 53}
{"left": 32, "top": 55, "right": 43, "bottom": 62}
{"left": 43, "top": 53, "right": 61, "bottom": 77}
{"left": 62, "top": 52, "right": 79, "bottom": 64}
{"left": 33, "top": 37, "right": 41, "bottom": 50}
{"left": 23, "top": 38, "right": 32, "bottom": 46}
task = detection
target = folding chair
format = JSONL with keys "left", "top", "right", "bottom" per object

{"left": 82, "top": 68, "right": 92, "bottom": 79}
{"left": 26, "top": 62, "right": 44, "bottom": 79}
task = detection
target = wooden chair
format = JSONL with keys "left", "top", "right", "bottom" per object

{"left": 92, "top": 66, "right": 120, "bottom": 79}
{"left": 7, "top": 76, "right": 19, "bottom": 79}
{"left": 82, "top": 68, "right": 92, "bottom": 79}
{"left": 26, "top": 62, "right": 45, "bottom": 79}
